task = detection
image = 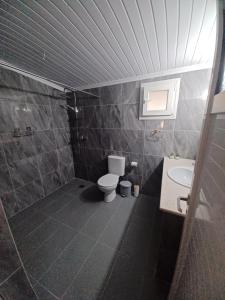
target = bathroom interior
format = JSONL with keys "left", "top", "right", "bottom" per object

{"left": 0, "top": 1, "right": 225, "bottom": 299}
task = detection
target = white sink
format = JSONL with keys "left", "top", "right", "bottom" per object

{"left": 167, "top": 166, "right": 194, "bottom": 188}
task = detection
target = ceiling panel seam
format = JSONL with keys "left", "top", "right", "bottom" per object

{"left": 149, "top": 0, "right": 161, "bottom": 70}
{"left": 174, "top": 0, "right": 180, "bottom": 69}
{"left": 91, "top": 0, "right": 135, "bottom": 75}
{"left": 164, "top": 0, "right": 168, "bottom": 70}
{"left": 20, "top": 0, "right": 121, "bottom": 79}
{"left": 197, "top": 18, "right": 216, "bottom": 64}
{"left": 106, "top": 0, "right": 142, "bottom": 74}
{"left": 0, "top": 34, "right": 87, "bottom": 86}
{"left": 108, "top": 0, "right": 147, "bottom": 73}
{"left": 0, "top": 20, "right": 102, "bottom": 83}
{"left": 191, "top": 0, "right": 208, "bottom": 64}
{"left": 0, "top": 5, "right": 109, "bottom": 82}
{"left": 50, "top": 0, "right": 127, "bottom": 77}
{"left": 134, "top": 0, "right": 155, "bottom": 71}
{"left": 182, "top": 0, "right": 195, "bottom": 65}
{"left": 1, "top": 48, "right": 80, "bottom": 87}
{"left": 121, "top": 0, "right": 149, "bottom": 73}
{"left": 93, "top": 0, "right": 137, "bottom": 74}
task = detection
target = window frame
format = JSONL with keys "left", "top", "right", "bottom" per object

{"left": 139, "top": 78, "right": 181, "bottom": 120}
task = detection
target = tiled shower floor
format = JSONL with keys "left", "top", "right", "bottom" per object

{"left": 9, "top": 178, "right": 169, "bottom": 300}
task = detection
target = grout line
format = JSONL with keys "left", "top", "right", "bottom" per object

{"left": 34, "top": 281, "right": 61, "bottom": 300}
{"left": 61, "top": 197, "right": 125, "bottom": 298}
{"left": 0, "top": 266, "right": 21, "bottom": 288}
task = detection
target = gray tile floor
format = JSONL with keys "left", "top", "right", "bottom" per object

{"left": 10, "top": 178, "right": 169, "bottom": 300}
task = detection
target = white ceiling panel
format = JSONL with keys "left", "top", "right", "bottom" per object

{"left": 0, "top": 0, "right": 217, "bottom": 89}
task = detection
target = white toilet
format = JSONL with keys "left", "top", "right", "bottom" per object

{"left": 97, "top": 155, "right": 125, "bottom": 202}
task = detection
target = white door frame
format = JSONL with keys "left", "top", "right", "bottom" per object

{"left": 168, "top": 1, "right": 224, "bottom": 298}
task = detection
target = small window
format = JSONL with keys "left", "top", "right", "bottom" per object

{"left": 139, "top": 78, "right": 180, "bottom": 120}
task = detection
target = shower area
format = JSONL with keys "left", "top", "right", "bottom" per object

{"left": 0, "top": 68, "right": 169, "bottom": 300}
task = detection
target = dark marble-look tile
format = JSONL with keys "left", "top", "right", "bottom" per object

{"left": 37, "top": 150, "right": 59, "bottom": 176}
{"left": 173, "top": 131, "right": 200, "bottom": 159}
{"left": 42, "top": 171, "right": 62, "bottom": 196}
{"left": 121, "top": 130, "right": 144, "bottom": 154}
{"left": 1, "top": 191, "right": 19, "bottom": 218}
{"left": 122, "top": 81, "right": 140, "bottom": 104}
{"left": 62, "top": 243, "right": 114, "bottom": 300}
{"left": 81, "top": 196, "right": 122, "bottom": 239}
{"left": 0, "top": 140, "right": 6, "bottom": 165}
{"left": 82, "top": 148, "right": 105, "bottom": 166}
{"left": 100, "top": 197, "right": 136, "bottom": 249}
{"left": 74, "top": 163, "right": 89, "bottom": 180}
{"left": 15, "top": 179, "right": 44, "bottom": 212}
{"left": 0, "top": 163, "right": 13, "bottom": 195}
{"left": 123, "top": 104, "right": 145, "bottom": 130}
{"left": 0, "top": 202, "right": 20, "bottom": 282}
{"left": 0, "top": 101, "right": 28, "bottom": 133}
{"left": 12, "top": 212, "right": 48, "bottom": 243}
{"left": 21, "top": 75, "right": 50, "bottom": 96}
{"left": 40, "top": 233, "right": 95, "bottom": 298}
{"left": 24, "top": 224, "right": 77, "bottom": 280}
{"left": 54, "top": 128, "right": 71, "bottom": 148}
{"left": 26, "top": 104, "right": 52, "bottom": 131}
{"left": 53, "top": 194, "right": 84, "bottom": 222}
{"left": 9, "top": 157, "right": 40, "bottom": 189}
{"left": 145, "top": 119, "right": 175, "bottom": 131}
{"left": 77, "top": 88, "right": 100, "bottom": 106}
{"left": 142, "top": 156, "right": 163, "bottom": 197}
{"left": 100, "top": 84, "right": 122, "bottom": 105}
{"left": 51, "top": 102, "right": 69, "bottom": 129}
{"left": 33, "top": 283, "right": 58, "bottom": 300}
{"left": 175, "top": 99, "right": 205, "bottom": 131}
{"left": 2, "top": 134, "right": 35, "bottom": 164}
{"left": 83, "top": 105, "right": 99, "bottom": 128}
{"left": 87, "top": 162, "right": 107, "bottom": 183}
{"left": 0, "top": 68, "right": 24, "bottom": 90}
{"left": 144, "top": 131, "right": 173, "bottom": 156}
{"left": 26, "top": 93, "right": 51, "bottom": 106}
{"left": 33, "top": 130, "right": 56, "bottom": 154}
{"left": 179, "top": 69, "right": 211, "bottom": 100}
{"left": 17, "top": 217, "right": 60, "bottom": 262}
{"left": 61, "top": 201, "right": 100, "bottom": 231}
{"left": 0, "top": 268, "right": 37, "bottom": 300}
{"left": 101, "top": 129, "right": 122, "bottom": 151}
{"left": 42, "top": 192, "right": 73, "bottom": 215}
{"left": 59, "top": 162, "right": 75, "bottom": 185}
{"left": 82, "top": 128, "right": 102, "bottom": 149}
{"left": 101, "top": 105, "right": 123, "bottom": 129}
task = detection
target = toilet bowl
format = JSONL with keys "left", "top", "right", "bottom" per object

{"left": 97, "top": 155, "right": 125, "bottom": 202}
{"left": 97, "top": 174, "right": 119, "bottom": 202}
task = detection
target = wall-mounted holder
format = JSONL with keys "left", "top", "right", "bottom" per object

{"left": 13, "top": 128, "right": 22, "bottom": 137}
{"left": 12, "top": 127, "right": 34, "bottom": 138}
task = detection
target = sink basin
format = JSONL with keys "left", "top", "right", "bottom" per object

{"left": 167, "top": 166, "right": 194, "bottom": 188}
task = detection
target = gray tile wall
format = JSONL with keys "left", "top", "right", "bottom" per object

{"left": 73, "top": 69, "right": 211, "bottom": 196}
{"left": 174, "top": 113, "right": 225, "bottom": 299}
{"left": 0, "top": 202, "right": 37, "bottom": 299}
{"left": 0, "top": 68, "right": 75, "bottom": 218}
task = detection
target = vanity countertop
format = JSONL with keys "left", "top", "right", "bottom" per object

{"left": 160, "top": 157, "right": 195, "bottom": 216}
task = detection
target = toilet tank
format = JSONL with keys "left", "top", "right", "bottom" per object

{"left": 108, "top": 155, "right": 125, "bottom": 176}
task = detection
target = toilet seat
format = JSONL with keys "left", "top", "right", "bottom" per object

{"left": 97, "top": 174, "right": 119, "bottom": 187}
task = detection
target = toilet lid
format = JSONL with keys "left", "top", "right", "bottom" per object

{"left": 98, "top": 174, "right": 119, "bottom": 187}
